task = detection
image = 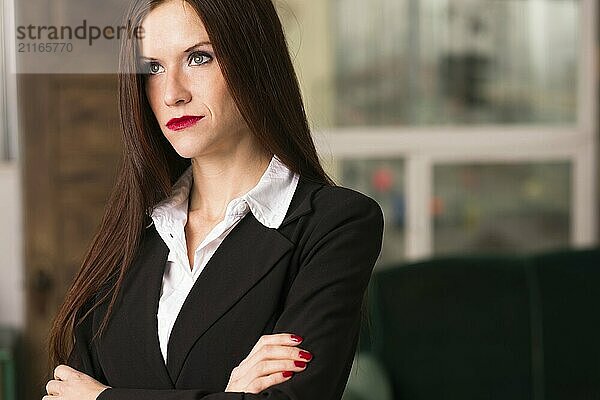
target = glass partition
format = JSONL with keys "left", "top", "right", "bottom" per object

{"left": 278, "top": 0, "right": 595, "bottom": 260}
{"left": 332, "top": 0, "right": 579, "bottom": 126}
{"left": 340, "top": 158, "right": 406, "bottom": 265}
{"left": 433, "top": 162, "right": 571, "bottom": 255}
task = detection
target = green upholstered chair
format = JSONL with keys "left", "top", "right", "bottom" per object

{"left": 342, "top": 351, "right": 393, "bottom": 400}
{"left": 348, "top": 247, "right": 600, "bottom": 400}
{"left": 532, "top": 248, "right": 600, "bottom": 399}
{"left": 0, "top": 327, "right": 19, "bottom": 400}
{"left": 370, "top": 255, "right": 533, "bottom": 400}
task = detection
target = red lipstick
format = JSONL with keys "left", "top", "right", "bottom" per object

{"left": 166, "top": 115, "right": 204, "bottom": 131}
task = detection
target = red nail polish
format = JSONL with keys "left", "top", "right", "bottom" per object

{"left": 294, "top": 361, "right": 306, "bottom": 368}
{"left": 299, "top": 351, "right": 312, "bottom": 360}
{"left": 282, "top": 371, "right": 293, "bottom": 378}
{"left": 291, "top": 335, "right": 303, "bottom": 343}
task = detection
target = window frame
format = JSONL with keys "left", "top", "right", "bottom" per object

{"left": 1, "top": 0, "right": 19, "bottom": 162}
{"left": 316, "top": 0, "right": 597, "bottom": 261}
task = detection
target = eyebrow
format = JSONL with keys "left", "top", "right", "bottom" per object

{"left": 140, "top": 41, "right": 212, "bottom": 61}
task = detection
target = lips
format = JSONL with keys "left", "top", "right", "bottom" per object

{"left": 166, "top": 115, "right": 204, "bottom": 131}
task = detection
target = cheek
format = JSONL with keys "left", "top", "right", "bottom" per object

{"left": 145, "top": 82, "right": 161, "bottom": 113}
{"left": 193, "top": 69, "right": 236, "bottom": 114}
{"left": 209, "top": 81, "right": 242, "bottom": 120}
{"left": 217, "top": 89, "right": 237, "bottom": 116}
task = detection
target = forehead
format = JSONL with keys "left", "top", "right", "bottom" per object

{"left": 139, "top": 0, "right": 208, "bottom": 55}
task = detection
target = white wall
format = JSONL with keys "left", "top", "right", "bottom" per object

{"left": 0, "top": 163, "right": 24, "bottom": 328}
{"left": 1, "top": 0, "right": 23, "bottom": 329}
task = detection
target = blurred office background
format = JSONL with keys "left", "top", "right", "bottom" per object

{"left": 0, "top": 0, "right": 598, "bottom": 399}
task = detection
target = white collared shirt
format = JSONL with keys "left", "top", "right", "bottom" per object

{"left": 149, "top": 154, "right": 300, "bottom": 364}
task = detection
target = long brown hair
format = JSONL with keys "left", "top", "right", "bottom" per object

{"left": 48, "top": 0, "right": 335, "bottom": 371}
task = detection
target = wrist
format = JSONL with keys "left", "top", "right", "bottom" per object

{"left": 95, "top": 386, "right": 112, "bottom": 400}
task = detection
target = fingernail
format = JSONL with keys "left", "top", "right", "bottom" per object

{"left": 291, "top": 334, "right": 303, "bottom": 343}
{"left": 282, "top": 371, "right": 294, "bottom": 378}
{"left": 294, "top": 361, "right": 306, "bottom": 368}
{"left": 299, "top": 350, "right": 312, "bottom": 360}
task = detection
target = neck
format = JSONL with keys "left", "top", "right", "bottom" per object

{"left": 187, "top": 146, "right": 272, "bottom": 221}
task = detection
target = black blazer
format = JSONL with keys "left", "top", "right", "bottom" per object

{"left": 67, "top": 175, "right": 385, "bottom": 400}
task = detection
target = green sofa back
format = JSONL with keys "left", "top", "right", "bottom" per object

{"left": 358, "top": 248, "right": 600, "bottom": 400}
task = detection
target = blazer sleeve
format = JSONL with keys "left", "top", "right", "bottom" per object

{"left": 97, "top": 193, "right": 385, "bottom": 400}
{"left": 67, "top": 296, "right": 109, "bottom": 385}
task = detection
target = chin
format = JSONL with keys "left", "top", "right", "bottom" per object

{"left": 173, "top": 147, "right": 203, "bottom": 159}
{"left": 166, "top": 135, "right": 210, "bottom": 159}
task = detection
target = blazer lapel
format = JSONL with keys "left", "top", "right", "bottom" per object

{"left": 165, "top": 212, "right": 294, "bottom": 382}
{"left": 279, "top": 175, "right": 323, "bottom": 229}
{"left": 119, "top": 225, "right": 174, "bottom": 388}
{"left": 129, "top": 175, "right": 323, "bottom": 385}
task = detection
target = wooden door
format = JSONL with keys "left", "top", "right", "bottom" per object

{"left": 19, "top": 74, "right": 121, "bottom": 399}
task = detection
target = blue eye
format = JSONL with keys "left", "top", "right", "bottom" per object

{"left": 189, "top": 51, "right": 212, "bottom": 66}
{"left": 141, "top": 51, "right": 212, "bottom": 77}
{"left": 145, "top": 61, "right": 164, "bottom": 75}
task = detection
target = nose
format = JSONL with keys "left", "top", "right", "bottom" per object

{"left": 163, "top": 69, "right": 192, "bottom": 107}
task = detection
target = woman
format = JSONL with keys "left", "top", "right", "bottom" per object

{"left": 45, "top": 0, "right": 384, "bottom": 399}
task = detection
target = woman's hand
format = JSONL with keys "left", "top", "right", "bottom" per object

{"left": 43, "top": 365, "right": 110, "bottom": 400}
{"left": 225, "top": 333, "right": 313, "bottom": 394}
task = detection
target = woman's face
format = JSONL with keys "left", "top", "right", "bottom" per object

{"left": 139, "top": 0, "right": 249, "bottom": 159}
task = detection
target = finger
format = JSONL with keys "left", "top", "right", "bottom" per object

{"left": 45, "top": 379, "right": 62, "bottom": 396}
{"left": 231, "top": 345, "right": 297, "bottom": 388}
{"left": 235, "top": 356, "right": 307, "bottom": 388}
{"left": 54, "top": 364, "right": 77, "bottom": 381}
{"left": 256, "top": 359, "right": 308, "bottom": 377}
{"left": 246, "top": 370, "right": 294, "bottom": 394}
{"left": 247, "top": 334, "right": 303, "bottom": 360}
{"left": 227, "top": 354, "right": 307, "bottom": 393}
{"left": 249, "top": 344, "right": 311, "bottom": 364}
{"left": 241, "top": 344, "right": 312, "bottom": 380}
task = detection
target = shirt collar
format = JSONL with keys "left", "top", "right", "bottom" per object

{"left": 150, "top": 154, "right": 300, "bottom": 230}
